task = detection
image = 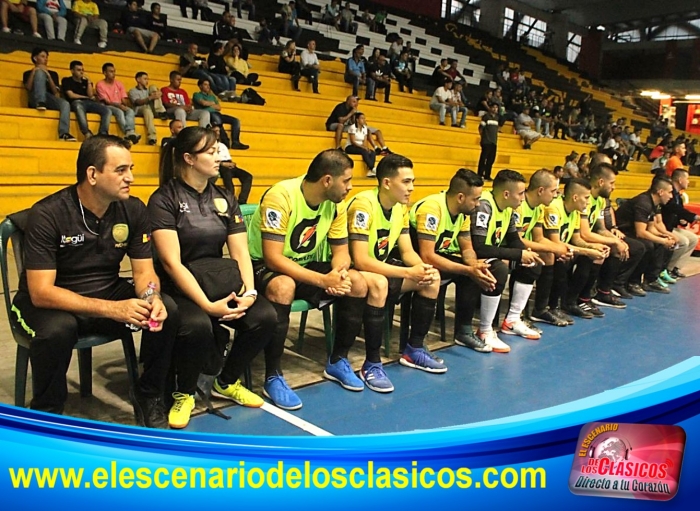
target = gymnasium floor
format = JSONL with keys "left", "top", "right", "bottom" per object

{"left": 186, "top": 275, "right": 700, "bottom": 437}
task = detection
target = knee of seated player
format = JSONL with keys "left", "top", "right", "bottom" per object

{"left": 417, "top": 276, "right": 440, "bottom": 299}
{"left": 346, "top": 268, "right": 368, "bottom": 298}
{"left": 360, "top": 271, "right": 387, "bottom": 306}
{"left": 489, "top": 259, "right": 509, "bottom": 286}
{"left": 264, "top": 275, "right": 296, "bottom": 305}
{"left": 540, "top": 252, "right": 555, "bottom": 266}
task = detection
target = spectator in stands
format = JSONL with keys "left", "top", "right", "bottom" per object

{"left": 211, "top": 124, "right": 253, "bottom": 203}
{"left": 36, "top": 0, "right": 66, "bottom": 40}
{"left": 322, "top": 0, "right": 341, "bottom": 29}
{"left": 232, "top": 0, "right": 256, "bottom": 20}
{"left": 562, "top": 151, "right": 579, "bottom": 180}
{"left": 393, "top": 51, "right": 413, "bottom": 94}
{"left": 279, "top": 40, "right": 301, "bottom": 91}
{"left": 344, "top": 45, "right": 366, "bottom": 97}
{"left": 372, "top": 8, "right": 386, "bottom": 33}
{"left": 565, "top": 107, "right": 584, "bottom": 142}
{"left": 450, "top": 82, "right": 468, "bottom": 129}
{"left": 477, "top": 90, "right": 493, "bottom": 117}
{"left": 148, "top": 3, "right": 168, "bottom": 39}
{"left": 493, "top": 63, "right": 508, "bottom": 90}
{"left": 603, "top": 133, "right": 629, "bottom": 171}
{"left": 628, "top": 127, "right": 644, "bottom": 161}
{"left": 550, "top": 103, "right": 567, "bottom": 139}
{"left": 665, "top": 141, "right": 686, "bottom": 177}
{"left": 280, "top": 1, "right": 301, "bottom": 41}
{"left": 61, "top": 60, "right": 112, "bottom": 140}
{"left": 300, "top": 39, "right": 320, "bottom": 94}
{"left": 95, "top": 63, "right": 140, "bottom": 144}
{"left": 226, "top": 44, "right": 261, "bottom": 86}
{"left": 162, "top": 71, "right": 211, "bottom": 128}
{"left": 180, "top": 43, "right": 236, "bottom": 98}
{"left": 432, "top": 58, "right": 451, "bottom": 88}
{"left": 388, "top": 37, "right": 403, "bottom": 63}
{"left": 662, "top": 168, "right": 699, "bottom": 278}
{"left": 430, "top": 78, "right": 458, "bottom": 127}
{"left": 344, "top": 112, "right": 377, "bottom": 177}
{"left": 71, "top": 0, "right": 108, "bottom": 48}
{"left": 177, "top": 0, "right": 197, "bottom": 19}
{"left": 446, "top": 59, "right": 465, "bottom": 84}
{"left": 23, "top": 48, "right": 75, "bottom": 140}
{"left": 340, "top": 2, "right": 356, "bottom": 34}
{"left": 1, "top": 0, "right": 40, "bottom": 37}
{"left": 129, "top": 71, "right": 168, "bottom": 146}
{"left": 160, "top": 118, "right": 183, "bottom": 151}
{"left": 615, "top": 176, "right": 676, "bottom": 294}
{"left": 213, "top": 11, "right": 238, "bottom": 45}
{"left": 478, "top": 103, "right": 499, "bottom": 181}
{"left": 207, "top": 42, "right": 238, "bottom": 90}
{"left": 121, "top": 0, "right": 159, "bottom": 53}
{"left": 515, "top": 106, "right": 541, "bottom": 150}
{"left": 255, "top": 18, "right": 280, "bottom": 46}
{"left": 366, "top": 53, "right": 391, "bottom": 103}
{"left": 194, "top": 0, "right": 214, "bottom": 21}
{"left": 193, "top": 78, "right": 249, "bottom": 150}
{"left": 294, "top": 0, "right": 312, "bottom": 25}
{"left": 326, "top": 95, "right": 391, "bottom": 153}
{"left": 361, "top": 7, "right": 372, "bottom": 28}
{"left": 577, "top": 153, "right": 590, "bottom": 178}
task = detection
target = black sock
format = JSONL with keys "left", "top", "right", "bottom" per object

{"left": 535, "top": 265, "right": 554, "bottom": 312}
{"left": 331, "top": 296, "right": 366, "bottom": 363}
{"left": 264, "top": 302, "right": 291, "bottom": 379}
{"left": 567, "top": 258, "right": 592, "bottom": 305}
{"left": 455, "top": 280, "right": 478, "bottom": 335}
{"left": 598, "top": 257, "right": 622, "bottom": 293}
{"left": 363, "top": 305, "right": 385, "bottom": 363}
{"left": 407, "top": 294, "right": 437, "bottom": 349}
{"left": 580, "top": 263, "right": 602, "bottom": 300}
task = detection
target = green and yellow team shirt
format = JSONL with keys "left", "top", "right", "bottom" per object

{"left": 543, "top": 196, "right": 580, "bottom": 244}
{"left": 409, "top": 192, "right": 470, "bottom": 256}
{"left": 248, "top": 176, "right": 348, "bottom": 266}
{"left": 348, "top": 189, "right": 408, "bottom": 262}
{"left": 585, "top": 194, "right": 606, "bottom": 228}
{"left": 515, "top": 197, "right": 544, "bottom": 241}
{"left": 471, "top": 190, "right": 517, "bottom": 246}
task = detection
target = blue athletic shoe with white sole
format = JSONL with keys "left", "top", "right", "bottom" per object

{"left": 323, "top": 357, "right": 364, "bottom": 391}
{"left": 399, "top": 344, "right": 448, "bottom": 373}
{"left": 359, "top": 361, "right": 394, "bottom": 393}
{"left": 263, "top": 373, "right": 302, "bottom": 410}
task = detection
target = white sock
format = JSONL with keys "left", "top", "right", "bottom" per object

{"left": 506, "top": 282, "right": 534, "bottom": 324}
{"left": 479, "top": 294, "right": 501, "bottom": 333}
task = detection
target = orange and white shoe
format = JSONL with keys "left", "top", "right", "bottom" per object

{"left": 477, "top": 329, "right": 511, "bottom": 353}
{"left": 500, "top": 319, "right": 541, "bottom": 340}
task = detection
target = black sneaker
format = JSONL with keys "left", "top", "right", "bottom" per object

{"left": 231, "top": 142, "right": 249, "bottom": 150}
{"left": 36, "top": 102, "right": 47, "bottom": 111}
{"left": 592, "top": 291, "right": 626, "bottom": 309}
{"left": 627, "top": 283, "right": 647, "bottom": 297}
{"left": 551, "top": 307, "right": 575, "bottom": 325}
{"left": 579, "top": 300, "right": 605, "bottom": 317}
{"left": 530, "top": 308, "right": 568, "bottom": 326}
{"left": 60, "top": 133, "right": 77, "bottom": 141}
{"left": 374, "top": 147, "right": 382, "bottom": 155}
{"left": 131, "top": 389, "right": 169, "bottom": 429}
{"left": 563, "top": 304, "right": 594, "bottom": 319}
{"left": 671, "top": 267, "right": 687, "bottom": 279}
{"left": 643, "top": 281, "right": 670, "bottom": 294}
{"left": 611, "top": 285, "right": 633, "bottom": 299}
{"left": 126, "top": 133, "right": 141, "bottom": 144}
{"left": 454, "top": 331, "right": 492, "bottom": 353}
{"left": 148, "top": 138, "right": 157, "bottom": 145}
{"left": 523, "top": 318, "right": 543, "bottom": 335}
{"left": 158, "top": 111, "right": 169, "bottom": 121}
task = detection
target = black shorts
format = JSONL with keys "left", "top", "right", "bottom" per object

{"left": 385, "top": 257, "right": 405, "bottom": 305}
{"left": 253, "top": 260, "right": 333, "bottom": 307}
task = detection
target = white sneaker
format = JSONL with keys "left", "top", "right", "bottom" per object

{"left": 2, "top": 27, "right": 10, "bottom": 34}
{"left": 97, "top": 41, "right": 107, "bottom": 49}
{"left": 478, "top": 330, "right": 511, "bottom": 353}
{"left": 366, "top": 169, "right": 376, "bottom": 178}
{"left": 74, "top": 38, "right": 82, "bottom": 45}
{"left": 32, "top": 32, "right": 42, "bottom": 38}
{"left": 500, "top": 319, "right": 541, "bottom": 340}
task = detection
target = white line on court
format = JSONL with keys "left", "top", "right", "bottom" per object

{"left": 260, "top": 403, "right": 334, "bottom": 436}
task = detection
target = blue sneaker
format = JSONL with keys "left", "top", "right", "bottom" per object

{"left": 263, "top": 373, "right": 302, "bottom": 410}
{"left": 399, "top": 345, "right": 448, "bottom": 373}
{"left": 359, "top": 361, "right": 394, "bottom": 393}
{"left": 323, "top": 357, "right": 364, "bottom": 391}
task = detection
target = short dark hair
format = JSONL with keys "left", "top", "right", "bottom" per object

{"left": 159, "top": 127, "right": 218, "bottom": 184}
{"left": 197, "top": 78, "right": 211, "bottom": 87}
{"left": 102, "top": 62, "right": 114, "bottom": 73}
{"left": 69, "top": 60, "right": 83, "bottom": 70}
{"left": 493, "top": 169, "right": 526, "bottom": 191}
{"left": 212, "top": 41, "right": 226, "bottom": 53}
{"left": 305, "top": 149, "right": 354, "bottom": 183}
{"left": 672, "top": 168, "right": 689, "bottom": 182}
{"left": 151, "top": 2, "right": 160, "bottom": 11}
{"left": 528, "top": 169, "right": 556, "bottom": 191}
{"left": 447, "top": 168, "right": 483, "bottom": 195}
{"left": 376, "top": 154, "right": 413, "bottom": 182}
{"left": 127, "top": 0, "right": 138, "bottom": 5}
{"left": 672, "top": 140, "right": 685, "bottom": 152}
{"left": 564, "top": 177, "right": 591, "bottom": 197}
{"left": 135, "top": 71, "right": 148, "bottom": 80}
{"left": 168, "top": 119, "right": 180, "bottom": 130}
{"left": 589, "top": 162, "right": 617, "bottom": 182}
{"left": 169, "top": 70, "right": 181, "bottom": 80}
{"left": 651, "top": 175, "right": 673, "bottom": 193}
{"left": 76, "top": 135, "right": 131, "bottom": 184}
{"left": 31, "top": 47, "right": 48, "bottom": 63}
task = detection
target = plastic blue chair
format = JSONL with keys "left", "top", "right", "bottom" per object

{"left": 0, "top": 214, "right": 139, "bottom": 408}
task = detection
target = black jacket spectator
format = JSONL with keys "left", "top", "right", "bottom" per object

{"left": 662, "top": 187, "right": 697, "bottom": 231}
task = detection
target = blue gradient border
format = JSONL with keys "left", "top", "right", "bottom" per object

{"left": 1, "top": 357, "right": 699, "bottom": 509}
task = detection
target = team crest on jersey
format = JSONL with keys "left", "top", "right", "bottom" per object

{"left": 213, "top": 198, "right": 228, "bottom": 214}
{"left": 476, "top": 212, "right": 489, "bottom": 229}
{"left": 112, "top": 224, "right": 129, "bottom": 243}
{"left": 354, "top": 211, "right": 369, "bottom": 230}
{"left": 425, "top": 214, "right": 439, "bottom": 232}
{"left": 179, "top": 202, "right": 190, "bottom": 213}
{"left": 548, "top": 213, "right": 559, "bottom": 225}
{"left": 513, "top": 212, "right": 521, "bottom": 225}
{"left": 265, "top": 208, "right": 282, "bottom": 229}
